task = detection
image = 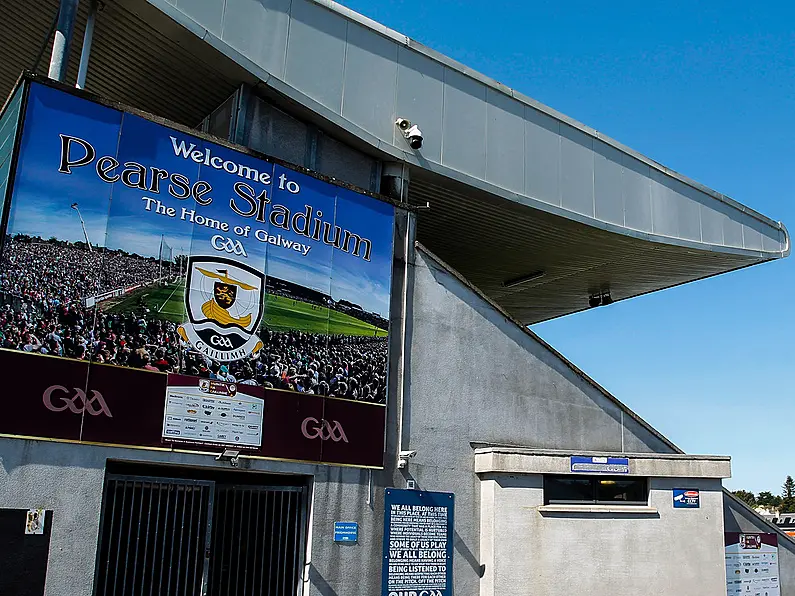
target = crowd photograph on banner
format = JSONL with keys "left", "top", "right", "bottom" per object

{"left": 0, "top": 83, "right": 394, "bottom": 405}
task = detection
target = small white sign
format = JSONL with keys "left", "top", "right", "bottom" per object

{"left": 162, "top": 382, "right": 263, "bottom": 448}
{"left": 25, "top": 509, "right": 45, "bottom": 535}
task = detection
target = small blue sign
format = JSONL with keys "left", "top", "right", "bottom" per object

{"left": 570, "top": 456, "right": 630, "bottom": 474}
{"left": 334, "top": 521, "right": 358, "bottom": 543}
{"left": 673, "top": 489, "right": 700, "bottom": 508}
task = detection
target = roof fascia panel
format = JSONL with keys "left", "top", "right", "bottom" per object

{"left": 145, "top": 0, "right": 789, "bottom": 258}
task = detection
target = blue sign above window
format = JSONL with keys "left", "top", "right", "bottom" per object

{"left": 334, "top": 521, "right": 359, "bottom": 543}
{"left": 673, "top": 489, "right": 700, "bottom": 508}
{"left": 570, "top": 456, "right": 630, "bottom": 474}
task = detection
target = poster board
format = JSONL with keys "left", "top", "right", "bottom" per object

{"left": 382, "top": 488, "right": 454, "bottom": 596}
{"left": 725, "top": 532, "right": 780, "bottom": 596}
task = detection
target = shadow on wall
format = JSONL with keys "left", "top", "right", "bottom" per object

{"left": 397, "top": 470, "right": 486, "bottom": 578}
{"left": 455, "top": 529, "right": 486, "bottom": 578}
{"left": 309, "top": 564, "right": 339, "bottom": 596}
{"left": 422, "top": 250, "right": 620, "bottom": 418}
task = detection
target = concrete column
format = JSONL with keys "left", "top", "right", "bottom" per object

{"left": 76, "top": 0, "right": 97, "bottom": 89}
{"left": 48, "top": 0, "right": 80, "bottom": 82}
{"left": 380, "top": 161, "right": 409, "bottom": 203}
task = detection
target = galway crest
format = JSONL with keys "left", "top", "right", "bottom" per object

{"left": 178, "top": 256, "right": 264, "bottom": 361}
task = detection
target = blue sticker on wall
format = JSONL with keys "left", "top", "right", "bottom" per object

{"left": 570, "top": 456, "right": 629, "bottom": 474}
{"left": 334, "top": 521, "right": 359, "bottom": 543}
{"left": 673, "top": 489, "right": 700, "bottom": 508}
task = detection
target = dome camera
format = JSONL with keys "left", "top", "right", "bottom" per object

{"left": 395, "top": 118, "right": 424, "bottom": 150}
{"left": 405, "top": 124, "right": 423, "bottom": 150}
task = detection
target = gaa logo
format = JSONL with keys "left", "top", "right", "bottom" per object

{"left": 42, "top": 385, "right": 113, "bottom": 417}
{"left": 301, "top": 417, "right": 348, "bottom": 443}
{"left": 211, "top": 234, "right": 247, "bottom": 257}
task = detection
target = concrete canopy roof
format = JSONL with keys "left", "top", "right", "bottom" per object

{"left": 0, "top": 0, "right": 788, "bottom": 323}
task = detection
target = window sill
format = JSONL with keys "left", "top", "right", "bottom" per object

{"left": 538, "top": 504, "right": 658, "bottom": 515}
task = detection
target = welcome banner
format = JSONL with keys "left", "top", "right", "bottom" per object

{"left": 0, "top": 78, "right": 395, "bottom": 466}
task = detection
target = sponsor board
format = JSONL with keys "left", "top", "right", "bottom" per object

{"left": 163, "top": 375, "right": 264, "bottom": 448}
{"left": 0, "top": 348, "right": 386, "bottom": 467}
{"left": 725, "top": 533, "right": 780, "bottom": 596}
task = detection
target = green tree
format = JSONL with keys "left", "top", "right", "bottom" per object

{"left": 732, "top": 490, "right": 757, "bottom": 507}
{"left": 757, "top": 491, "right": 782, "bottom": 508}
{"left": 781, "top": 476, "right": 795, "bottom": 512}
{"left": 784, "top": 476, "right": 795, "bottom": 498}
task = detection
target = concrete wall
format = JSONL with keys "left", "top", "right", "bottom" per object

{"left": 724, "top": 491, "right": 795, "bottom": 596}
{"left": 399, "top": 248, "right": 678, "bottom": 596}
{"left": 0, "top": 437, "right": 390, "bottom": 596}
{"left": 240, "top": 92, "right": 379, "bottom": 192}
{"left": 479, "top": 474, "right": 726, "bottom": 596}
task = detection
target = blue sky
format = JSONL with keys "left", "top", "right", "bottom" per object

{"left": 340, "top": 0, "right": 795, "bottom": 493}
{"left": 9, "top": 83, "right": 394, "bottom": 317}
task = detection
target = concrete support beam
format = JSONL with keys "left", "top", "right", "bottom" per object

{"left": 48, "top": 0, "right": 80, "bottom": 82}
{"left": 76, "top": 0, "right": 97, "bottom": 89}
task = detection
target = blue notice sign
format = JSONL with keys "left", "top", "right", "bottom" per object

{"left": 334, "top": 521, "right": 359, "bottom": 543}
{"left": 673, "top": 489, "right": 700, "bottom": 508}
{"left": 382, "top": 488, "right": 454, "bottom": 596}
{"left": 570, "top": 456, "right": 630, "bottom": 474}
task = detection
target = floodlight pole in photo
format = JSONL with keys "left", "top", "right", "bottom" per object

{"left": 158, "top": 235, "right": 164, "bottom": 283}
{"left": 70, "top": 202, "right": 92, "bottom": 251}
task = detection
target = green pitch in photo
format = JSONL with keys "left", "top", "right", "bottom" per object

{"left": 103, "top": 280, "right": 388, "bottom": 337}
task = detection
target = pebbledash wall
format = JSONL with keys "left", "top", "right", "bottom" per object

{"left": 2, "top": 238, "right": 772, "bottom": 595}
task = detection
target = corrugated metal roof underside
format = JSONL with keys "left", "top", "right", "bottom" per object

{"left": 0, "top": 0, "right": 247, "bottom": 126}
{"left": 409, "top": 176, "right": 770, "bottom": 324}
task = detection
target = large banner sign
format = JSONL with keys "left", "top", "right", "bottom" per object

{"left": 0, "top": 79, "right": 394, "bottom": 467}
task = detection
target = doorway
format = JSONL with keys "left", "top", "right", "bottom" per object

{"left": 93, "top": 468, "right": 309, "bottom": 596}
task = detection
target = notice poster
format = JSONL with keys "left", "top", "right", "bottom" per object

{"left": 162, "top": 375, "right": 263, "bottom": 448}
{"left": 382, "top": 488, "right": 454, "bottom": 596}
{"left": 725, "top": 532, "right": 780, "bottom": 596}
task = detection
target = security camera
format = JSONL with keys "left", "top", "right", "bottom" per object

{"left": 395, "top": 119, "right": 424, "bottom": 150}
{"left": 397, "top": 449, "right": 417, "bottom": 469}
{"left": 405, "top": 125, "right": 423, "bottom": 150}
{"left": 588, "top": 290, "right": 613, "bottom": 308}
{"left": 216, "top": 449, "right": 240, "bottom": 467}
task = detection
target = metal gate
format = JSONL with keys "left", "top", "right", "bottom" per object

{"left": 93, "top": 474, "right": 308, "bottom": 596}
{"left": 208, "top": 486, "right": 307, "bottom": 596}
